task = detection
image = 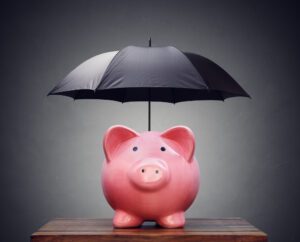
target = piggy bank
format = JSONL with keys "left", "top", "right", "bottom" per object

{"left": 101, "top": 125, "right": 200, "bottom": 228}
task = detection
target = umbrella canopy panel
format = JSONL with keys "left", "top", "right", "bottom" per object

{"left": 49, "top": 51, "right": 119, "bottom": 95}
{"left": 98, "top": 46, "right": 208, "bottom": 90}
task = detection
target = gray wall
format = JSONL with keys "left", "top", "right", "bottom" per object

{"left": 1, "top": 0, "right": 299, "bottom": 241}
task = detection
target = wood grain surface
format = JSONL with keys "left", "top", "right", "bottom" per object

{"left": 31, "top": 218, "right": 268, "bottom": 242}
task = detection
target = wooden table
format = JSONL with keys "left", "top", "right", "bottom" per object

{"left": 31, "top": 218, "right": 268, "bottom": 242}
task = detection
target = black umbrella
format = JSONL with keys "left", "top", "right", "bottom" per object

{"left": 48, "top": 40, "right": 250, "bottom": 130}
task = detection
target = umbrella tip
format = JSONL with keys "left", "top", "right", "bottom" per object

{"left": 148, "top": 37, "right": 152, "bottom": 47}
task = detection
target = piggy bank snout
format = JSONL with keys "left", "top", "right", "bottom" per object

{"left": 128, "top": 158, "right": 170, "bottom": 191}
{"left": 139, "top": 165, "right": 163, "bottom": 183}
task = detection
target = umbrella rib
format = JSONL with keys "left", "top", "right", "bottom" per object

{"left": 73, "top": 90, "right": 79, "bottom": 100}
{"left": 218, "top": 91, "right": 225, "bottom": 101}
{"left": 122, "top": 88, "right": 126, "bottom": 103}
{"left": 172, "top": 88, "right": 176, "bottom": 104}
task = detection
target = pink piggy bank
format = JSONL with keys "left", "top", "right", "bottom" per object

{"left": 101, "top": 125, "right": 200, "bottom": 228}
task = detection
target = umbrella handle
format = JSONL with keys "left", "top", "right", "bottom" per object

{"left": 148, "top": 100, "right": 151, "bottom": 131}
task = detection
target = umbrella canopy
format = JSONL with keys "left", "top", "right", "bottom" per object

{"left": 49, "top": 43, "right": 250, "bottom": 130}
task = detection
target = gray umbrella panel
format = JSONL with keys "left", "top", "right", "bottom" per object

{"left": 98, "top": 46, "right": 208, "bottom": 90}
{"left": 50, "top": 50, "right": 119, "bottom": 94}
{"left": 49, "top": 46, "right": 250, "bottom": 102}
{"left": 183, "top": 53, "right": 249, "bottom": 99}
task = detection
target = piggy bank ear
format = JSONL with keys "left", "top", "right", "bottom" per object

{"left": 103, "top": 125, "right": 139, "bottom": 162}
{"left": 161, "top": 126, "right": 195, "bottom": 162}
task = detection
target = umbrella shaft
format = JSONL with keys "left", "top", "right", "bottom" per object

{"left": 148, "top": 100, "right": 151, "bottom": 131}
{"left": 148, "top": 39, "right": 151, "bottom": 131}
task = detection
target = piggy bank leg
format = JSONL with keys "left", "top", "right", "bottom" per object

{"left": 157, "top": 212, "right": 185, "bottom": 228}
{"left": 113, "top": 210, "right": 143, "bottom": 228}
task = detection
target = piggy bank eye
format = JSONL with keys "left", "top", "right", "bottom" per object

{"left": 132, "top": 146, "right": 138, "bottom": 152}
{"left": 160, "top": 146, "right": 166, "bottom": 152}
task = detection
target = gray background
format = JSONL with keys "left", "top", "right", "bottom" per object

{"left": 1, "top": 0, "right": 299, "bottom": 241}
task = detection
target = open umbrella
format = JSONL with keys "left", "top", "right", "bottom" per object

{"left": 48, "top": 40, "right": 250, "bottom": 130}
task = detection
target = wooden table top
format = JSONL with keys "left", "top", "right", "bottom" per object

{"left": 31, "top": 218, "right": 268, "bottom": 242}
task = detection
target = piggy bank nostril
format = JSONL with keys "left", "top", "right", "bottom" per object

{"left": 141, "top": 169, "right": 145, "bottom": 173}
{"left": 155, "top": 170, "right": 159, "bottom": 174}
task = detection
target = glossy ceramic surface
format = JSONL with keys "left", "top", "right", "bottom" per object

{"left": 102, "top": 125, "right": 200, "bottom": 228}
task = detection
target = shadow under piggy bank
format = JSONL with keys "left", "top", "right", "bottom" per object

{"left": 101, "top": 125, "right": 200, "bottom": 228}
